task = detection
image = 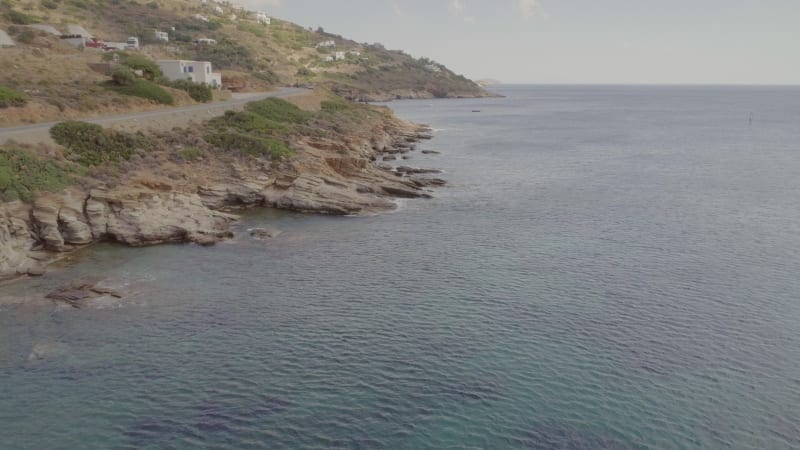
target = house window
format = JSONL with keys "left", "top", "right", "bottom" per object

{"left": 206, "top": 66, "right": 210, "bottom": 74}
{"left": 188, "top": 66, "right": 194, "bottom": 73}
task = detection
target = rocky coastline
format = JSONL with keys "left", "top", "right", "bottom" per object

{"left": 0, "top": 114, "right": 444, "bottom": 283}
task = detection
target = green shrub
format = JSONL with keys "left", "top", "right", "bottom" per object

{"left": 320, "top": 97, "right": 358, "bottom": 114}
{"left": 177, "top": 146, "right": 205, "bottom": 162}
{"left": 50, "top": 121, "right": 152, "bottom": 166}
{"left": 110, "top": 66, "right": 136, "bottom": 86}
{"left": 106, "top": 79, "right": 173, "bottom": 105}
{"left": 120, "top": 55, "right": 162, "bottom": 79}
{"left": 6, "top": 9, "right": 37, "bottom": 25}
{"left": 244, "top": 98, "right": 312, "bottom": 124}
{"left": 205, "top": 132, "right": 292, "bottom": 159}
{"left": 0, "top": 148, "right": 75, "bottom": 203}
{"left": 209, "top": 110, "right": 287, "bottom": 134}
{"left": 166, "top": 79, "right": 212, "bottom": 102}
{"left": 193, "top": 38, "right": 254, "bottom": 70}
{"left": 0, "top": 86, "right": 30, "bottom": 108}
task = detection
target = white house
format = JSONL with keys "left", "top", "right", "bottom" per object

{"left": 213, "top": 6, "right": 224, "bottom": 14}
{"left": 321, "top": 55, "right": 333, "bottom": 62}
{"left": 255, "top": 11, "right": 271, "bottom": 25}
{"left": 126, "top": 36, "right": 139, "bottom": 49}
{"left": 425, "top": 64, "right": 441, "bottom": 73}
{"left": 154, "top": 30, "right": 169, "bottom": 42}
{"left": 195, "top": 37, "right": 217, "bottom": 45}
{"left": 348, "top": 50, "right": 361, "bottom": 57}
{"left": 316, "top": 40, "right": 335, "bottom": 49}
{"left": 157, "top": 60, "right": 222, "bottom": 89}
{"left": 333, "top": 51, "right": 346, "bottom": 61}
{"left": 193, "top": 13, "right": 209, "bottom": 22}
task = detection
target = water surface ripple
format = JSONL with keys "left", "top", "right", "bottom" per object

{"left": 2, "top": 86, "right": 800, "bottom": 449}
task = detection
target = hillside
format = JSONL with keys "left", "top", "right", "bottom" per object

{"left": 0, "top": 0, "right": 491, "bottom": 125}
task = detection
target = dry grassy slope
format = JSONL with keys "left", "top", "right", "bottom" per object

{"left": 1, "top": 0, "right": 489, "bottom": 103}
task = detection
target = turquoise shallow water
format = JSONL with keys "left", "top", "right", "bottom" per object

{"left": 2, "top": 86, "right": 800, "bottom": 449}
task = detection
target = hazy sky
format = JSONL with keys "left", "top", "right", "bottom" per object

{"left": 240, "top": 0, "right": 800, "bottom": 84}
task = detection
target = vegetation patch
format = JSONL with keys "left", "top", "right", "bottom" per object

{"left": 165, "top": 79, "right": 212, "bottom": 103}
{"left": 106, "top": 79, "right": 174, "bottom": 105}
{"left": 0, "top": 86, "right": 30, "bottom": 108}
{"left": 193, "top": 38, "right": 256, "bottom": 70}
{"left": 0, "top": 148, "right": 76, "bottom": 203}
{"left": 119, "top": 54, "right": 162, "bottom": 80}
{"left": 204, "top": 132, "right": 292, "bottom": 159}
{"left": 5, "top": 9, "right": 38, "bottom": 25}
{"left": 50, "top": 121, "right": 153, "bottom": 166}
{"left": 209, "top": 110, "right": 287, "bottom": 134}
{"left": 244, "top": 98, "right": 312, "bottom": 124}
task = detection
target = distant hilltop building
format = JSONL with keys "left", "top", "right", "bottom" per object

{"left": 334, "top": 51, "right": 346, "bottom": 61}
{"left": 255, "top": 11, "right": 271, "bottom": 25}
{"left": 316, "top": 40, "right": 335, "bottom": 49}
{"left": 425, "top": 64, "right": 442, "bottom": 73}
{"left": 154, "top": 30, "right": 169, "bottom": 42}
{"left": 195, "top": 37, "right": 217, "bottom": 45}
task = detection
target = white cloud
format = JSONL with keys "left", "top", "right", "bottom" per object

{"left": 512, "top": 0, "right": 545, "bottom": 20}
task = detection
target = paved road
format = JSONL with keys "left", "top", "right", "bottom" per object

{"left": 0, "top": 87, "right": 306, "bottom": 145}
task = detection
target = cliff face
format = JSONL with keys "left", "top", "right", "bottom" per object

{"left": 0, "top": 116, "right": 440, "bottom": 281}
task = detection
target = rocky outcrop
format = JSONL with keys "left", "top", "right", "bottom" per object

{"left": 0, "top": 119, "right": 444, "bottom": 281}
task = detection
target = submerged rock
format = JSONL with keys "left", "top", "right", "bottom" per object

{"left": 45, "top": 278, "right": 124, "bottom": 309}
{"left": 396, "top": 166, "right": 444, "bottom": 175}
{"left": 250, "top": 228, "right": 283, "bottom": 240}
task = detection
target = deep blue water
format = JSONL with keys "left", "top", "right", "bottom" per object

{"left": 2, "top": 85, "right": 800, "bottom": 449}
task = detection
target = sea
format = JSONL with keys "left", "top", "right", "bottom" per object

{"left": 1, "top": 85, "right": 799, "bottom": 449}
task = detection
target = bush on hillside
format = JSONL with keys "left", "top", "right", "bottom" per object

{"left": 6, "top": 9, "right": 37, "bottom": 25}
{"left": 208, "top": 110, "right": 287, "bottom": 134}
{"left": 204, "top": 132, "right": 292, "bottom": 160}
{"left": 0, "top": 148, "right": 76, "bottom": 203}
{"left": 106, "top": 79, "right": 174, "bottom": 105}
{"left": 120, "top": 55, "right": 162, "bottom": 80}
{"left": 110, "top": 66, "right": 137, "bottom": 86}
{"left": 166, "top": 79, "right": 212, "bottom": 103}
{"left": 0, "top": 86, "right": 30, "bottom": 108}
{"left": 50, "top": 121, "right": 152, "bottom": 166}
{"left": 244, "top": 98, "right": 312, "bottom": 124}
{"left": 193, "top": 38, "right": 255, "bottom": 70}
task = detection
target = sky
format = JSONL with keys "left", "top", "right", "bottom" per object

{"left": 239, "top": 0, "right": 800, "bottom": 85}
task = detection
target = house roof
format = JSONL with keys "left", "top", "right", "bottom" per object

{"left": 156, "top": 59, "right": 212, "bottom": 64}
